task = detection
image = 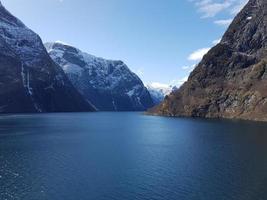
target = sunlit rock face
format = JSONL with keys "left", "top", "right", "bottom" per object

{"left": 149, "top": 0, "right": 267, "bottom": 121}
{"left": 0, "top": 2, "right": 95, "bottom": 113}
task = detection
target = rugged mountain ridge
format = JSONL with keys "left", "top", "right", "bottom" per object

{"left": 0, "top": 2, "right": 95, "bottom": 113}
{"left": 45, "top": 42, "right": 154, "bottom": 111}
{"left": 149, "top": 0, "right": 267, "bottom": 121}
{"left": 146, "top": 83, "right": 176, "bottom": 105}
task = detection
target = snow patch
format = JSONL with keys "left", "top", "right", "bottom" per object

{"left": 45, "top": 42, "right": 152, "bottom": 110}
{"left": 63, "top": 63, "right": 83, "bottom": 75}
{"left": 55, "top": 40, "right": 72, "bottom": 46}
{"left": 21, "top": 64, "right": 42, "bottom": 112}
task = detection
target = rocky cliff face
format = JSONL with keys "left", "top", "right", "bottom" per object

{"left": 149, "top": 0, "right": 267, "bottom": 121}
{"left": 0, "top": 2, "right": 95, "bottom": 113}
{"left": 45, "top": 42, "right": 154, "bottom": 111}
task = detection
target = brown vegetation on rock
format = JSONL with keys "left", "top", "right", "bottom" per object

{"left": 149, "top": 0, "right": 267, "bottom": 121}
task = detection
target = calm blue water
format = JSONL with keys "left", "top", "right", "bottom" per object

{"left": 0, "top": 112, "right": 267, "bottom": 200}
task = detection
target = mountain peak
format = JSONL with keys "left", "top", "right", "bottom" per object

{"left": 149, "top": 0, "right": 267, "bottom": 121}
{"left": 0, "top": 2, "right": 95, "bottom": 113}
{"left": 46, "top": 41, "right": 75, "bottom": 50}
{"left": 46, "top": 41, "right": 154, "bottom": 111}
{"left": 0, "top": 1, "right": 26, "bottom": 28}
{"left": 55, "top": 40, "right": 71, "bottom": 46}
{"left": 219, "top": 0, "right": 266, "bottom": 57}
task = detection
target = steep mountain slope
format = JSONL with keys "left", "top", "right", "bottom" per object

{"left": 0, "top": 2, "right": 95, "bottom": 113}
{"left": 45, "top": 42, "right": 154, "bottom": 111}
{"left": 149, "top": 0, "right": 267, "bottom": 121}
{"left": 146, "top": 83, "right": 176, "bottom": 105}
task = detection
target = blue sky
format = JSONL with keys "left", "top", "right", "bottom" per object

{"left": 2, "top": 0, "right": 248, "bottom": 86}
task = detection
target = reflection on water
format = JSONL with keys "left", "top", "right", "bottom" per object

{"left": 0, "top": 113, "right": 267, "bottom": 200}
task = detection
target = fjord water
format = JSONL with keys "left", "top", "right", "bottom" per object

{"left": 0, "top": 113, "right": 267, "bottom": 200}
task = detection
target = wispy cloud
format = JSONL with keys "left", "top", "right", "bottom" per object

{"left": 181, "top": 64, "right": 196, "bottom": 71}
{"left": 190, "top": 0, "right": 249, "bottom": 18}
{"left": 170, "top": 77, "right": 189, "bottom": 88}
{"left": 187, "top": 38, "right": 221, "bottom": 62}
{"left": 230, "top": 0, "right": 249, "bottom": 15}
{"left": 188, "top": 47, "right": 210, "bottom": 61}
{"left": 212, "top": 38, "right": 221, "bottom": 45}
{"left": 147, "top": 77, "right": 189, "bottom": 91}
{"left": 194, "top": 0, "right": 232, "bottom": 18}
{"left": 148, "top": 82, "right": 170, "bottom": 89}
{"left": 214, "top": 18, "right": 233, "bottom": 26}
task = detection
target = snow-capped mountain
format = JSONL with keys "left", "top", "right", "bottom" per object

{"left": 146, "top": 83, "right": 176, "bottom": 105}
{"left": 0, "top": 2, "right": 95, "bottom": 113}
{"left": 45, "top": 42, "right": 154, "bottom": 111}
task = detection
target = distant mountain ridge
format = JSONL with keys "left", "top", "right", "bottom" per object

{"left": 45, "top": 42, "right": 154, "bottom": 111}
{"left": 149, "top": 0, "right": 267, "bottom": 121}
{"left": 146, "top": 83, "right": 176, "bottom": 105}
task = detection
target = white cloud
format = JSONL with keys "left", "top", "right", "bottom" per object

{"left": 187, "top": 38, "right": 222, "bottom": 62}
{"left": 147, "top": 77, "right": 189, "bottom": 92}
{"left": 149, "top": 82, "right": 170, "bottom": 89}
{"left": 230, "top": 0, "right": 249, "bottom": 15}
{"left": 170, "top": 77, "right": 189, "bottom": 88}
{"left": 190, "top": 0, "right": 249, "bottom": 18}
{"left": 55, "top": 40, "right": 71, "bottom": 45}
{"left": 214, "top": 18, "right": 233, "bottom": 26}
{"left": 197, "top": 0, "right": 232, "bottom": 18}
{"left": 181, "top": 64, "right": 196, "bottom": 71}
{"left": 188, "top": 47, "right": 210, "bottom": 61}
{"left": 148, "top": 38, "right": 222, "bottom": 92}
{"left": 212, "top": 38, "right": 221, "bottom": 45}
